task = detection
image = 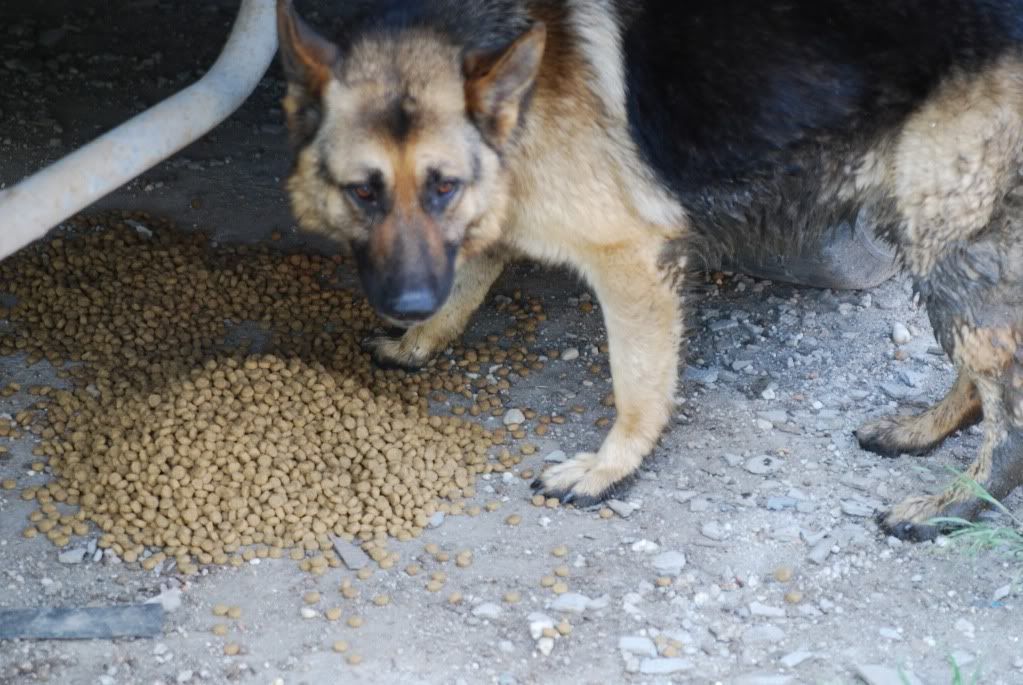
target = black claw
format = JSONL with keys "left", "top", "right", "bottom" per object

{"left": 530, "top": 478, "right": 544, "bottom": 492}
{"left": 877, "top": 512, "right": 940, "bottom": 543}
{"left": 854, "top": 430, "right": 904, "bottom": 459}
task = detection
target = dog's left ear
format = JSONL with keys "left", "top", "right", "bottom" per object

{"left": 464, "top": 23, "right": 547, "bottom": 147}
{"left": 277, "top": 0, "right": 340, "bottom": 145}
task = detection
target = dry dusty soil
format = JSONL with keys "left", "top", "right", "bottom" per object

{"left": 1, "top": 2, "right": 1022, "bottom": 684}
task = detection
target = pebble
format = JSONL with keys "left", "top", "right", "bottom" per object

{"left": 544, "top": 450, "right": 567, "bottom": 463}
{"left": 471, "top": 603, "right": 503, "bottom": 620}
{"left": 878, "top": 627, "right": 902, "bottom": 641}
{"left": 994, "top": 584, "right": 1012, "bottom": 602}
{"left": 528, "top": 613, "right": 556, "bottom": 640}
{"left": 700, "top": 521, "right": 728, "bottom": 541}
{"left": 766, "top": 497, "right": 798, "bottom": 511}
{"left": 561, "top": 347, "right": 580, "bottom": 361}
{"left": 607, "top": 499, "right": 638, "bottom": 518}
{"left": 749, "top": 602, "right": 786, "bottom": 618}
{"left": 841, "top": 500, "right": 876, "bottom": 518}
{"left": 631, "top": 539, "right": 660, "bottom": 554}
{"left": 651, "top": 551, "right": 687, "bottom": 577}
{"left": 299, "top": 607, "right": 318, "bottom": 619}
{"left": 892, "top": 323, "right": 912, "bottom": 345}
{"left": 428, "top": 512, "right": 446, "bottom": 528}
{"left": 745, "top": 456, "right": 784, "bottom": 476}
{"left": 503, "top": 409, "right": 526, "bottom": 426}
{"left": 734, "top": 675, "right": 794, "bottom": 685}
{"left": 551, "top": 593, "right": 600, "bottom": 614}
{"left": 58, "top": 548, "right": 87, "bottom": 564}
{"left": 954, "top": 618, "right": 975, "bottom": 638}
{"left": 683, "top": 366, "right": 719, "bottom": 386}
{"left": 779, "top": 651, "right": 815, "bottom": 669}
{"left": 537, "top": 637, "right": 556, "bottom": 656}
{"left": 856, "top": 664, "right": 923, "bottom": 685}
{"left": 638, "top": 658, "right": 693, "bottom": 675}
{"left": 618, "top": 636, "right": 658, "bottom": 657}
{"left": 332, "top": 539, "right": 370, "bottom": 571}
{"left": 742, "top": 625, "right": 786, "bottom": 645}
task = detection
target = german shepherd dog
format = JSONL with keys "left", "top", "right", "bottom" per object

{"left": 276, "top": 0, "right": 1023, "bottom": 541}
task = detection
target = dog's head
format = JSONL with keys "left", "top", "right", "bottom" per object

{"left": 276, "top": 0, "right": 545, "bottom": 325}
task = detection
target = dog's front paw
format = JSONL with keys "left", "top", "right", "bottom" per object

{"left": 361, "top": 334, "right": 431, "bottom": 371}
{"left": 854, "top": 415, "right": 935, "bottom": 458}
{"left": 531, "top": 451, "right": 638, "bottom": 507}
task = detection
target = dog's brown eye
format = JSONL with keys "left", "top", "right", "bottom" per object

{"left": 435, "top": 180, "right": 460, "bottom": 196}
{"left": 353, "top": 185, "right": 375, "bottom": 201}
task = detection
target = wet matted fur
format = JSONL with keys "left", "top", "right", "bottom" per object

{"left": 276, "top": 0, "right": 1023, "bottom": 541}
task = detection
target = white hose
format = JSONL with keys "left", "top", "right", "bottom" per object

{"left": 0, "top": 0, "right": 278, "bottom": 261}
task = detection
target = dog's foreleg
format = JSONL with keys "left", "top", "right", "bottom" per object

{"left": 535, "top": 239, "right": 681, "bottom": 505}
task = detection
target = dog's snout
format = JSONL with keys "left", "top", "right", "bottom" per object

{"left": 387, "top": 286, "right": 440, "bottom": 321}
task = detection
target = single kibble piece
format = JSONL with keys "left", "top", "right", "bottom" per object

{"left": 540, "top": 576, "right": 556, "bottom": 588}
{"left": 551, "top": 545, "right": 569, "bottom": 558}
{"left": 346, "top": 654, "right": 363, "bottom": 666}
{"left": 554, "top": 566, "right": 570, "bottom": 578}
{"left": 552, "top": 582, "right": 569, "bottom": 595}
{"left": 347, "top": 615, "right": 364, "bottom": 628}
{"left": 332, "top": 640, "right": 349, "bottom": 653}
{"left": 372, "top": 594, "right": 390, "bottom": 607}
{"left": 212, "top": 624, "right": 229, "bottom": 636}
{"left": 227, "top": 607, "right": 242, "bottom": 620}
{"left": 212, "top": 604, "right": 229, "bottom": 617}
{"left": 223, "top": 643, "right": 241, "bottom": 656}
{"left": 774, "top": 567, "right": 794, "bottom": 583}
{"left": 503, "top": 591, "right": 521, "bottom": 604}
{"left": 448, "top": 592, "right": 463, "bottom": 605}
{"left": 505, "top": 514, "right": 522, "bottom": 526}
{"left": 303, "top": 591, "right": 321, "bottom": 605}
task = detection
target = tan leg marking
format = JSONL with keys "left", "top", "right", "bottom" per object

{"left": 537, "top": 240, "right": 682, "bottom": 502}
{"left": 856, "top": 370, "right": 981, "bottom": 457}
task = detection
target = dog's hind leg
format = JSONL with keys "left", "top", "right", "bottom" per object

{"left": 855, "top": 370, "right": 982, "bottom": 457}
{"left": 363, "top": 250, "right": 509, "bottom": 370}
{"left": 533, "top": 237, "right": 682, "bottom": 505}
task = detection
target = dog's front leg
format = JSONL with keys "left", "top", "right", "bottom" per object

{"left": 363, "top": 249, "right": 509, "bottom": 370}
{"left": 535, "top": 240, "right": 682, "bottom": 505}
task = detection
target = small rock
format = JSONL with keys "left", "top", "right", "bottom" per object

{"left": 332, "top": 538, "right": 370, "bottom": 571}
{"left": 855, "top": 664, "right": 923, "bottom": 685}
{"left": 651, "top": 551, "right": 687, "bottom": 577}
{"left": 841, "top": 500, "right": 876, "bottom": 518}
{"left": 58, "top": 548, "right": 87, "bottom": 564}
{"left": 779, "top": 651, "right": 814, "bottom": 669}
{"left": 749, "top": 602, "right": 786, "bottom": 618}
{"left": 528, "top": 613, "right": 556, "bottom": 640}
{"left": 734, "top": 675, "right": 794, "bottom": 685}
{"left": 700, "top": 521, "right": 728, "bottom": 541}
{"left": 176, "top": 670, "right": 193, "bottom": 684}
{"left": 745, "top": 456, "right": 784, "bottom": 476}
{"left": 607, "top": 499, "right": 638, "bottom": 518}
{"left": 618, "top": 636, "right": 658, "bottom": 657}
{"left": 550, "top": 593, "right": 593, "bottom": 614}
{"left": 742, "top": 625, "right": 786, "bottom": 645}
{"left": 472, "top": 603, "right": 503, "bottom": 620}
{"left": 503, "top": 409, "right": 526, "bottom": 426}
{"left": 631, "top": 539, "right": 660, "bottom": 554}
{"left": 560, "top": 347, "right": 580, "bottom": 361}
{"left": 807, "top": 539, "right": 833, "bottom": 565}
{"left": 993, "top": 584, "right": 1012, "bottom": 602}
{"left": 639, "top": 658, "right": 693, "bottom": 675}
{"left": 428, "top": 512, "right": 446, "bottom": 528}
{"left": 544, "top": 450, "right": 567, "bottom": 463}
{"left": 146, "top": 585, "right": 183, "bottom": 613}
{"left": 684, "top": 366, "right": 719, "bottom": 386}
{"left": 892, "top": 323, "right": 912, "bottom": 345}
{"left": 766, "top": 497, "right": 798, "bottom": 511}
{"left": 300, "top": 607, "right": 318, "bottom": 619}
{"left": 537, "top": 637, "right": 555, "bottom": 656}
{"left": 954, "top": 618, "right": 975, "bottom": 638}
{"left": 878, "top": 627, "right": 902, "bottom": 641}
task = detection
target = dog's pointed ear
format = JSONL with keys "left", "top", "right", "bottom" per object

{"left": 464, "top": 23, "right": 546, "bottom": 147}
{"left": 277, "top": 0, "right": 340, "bottom": 96}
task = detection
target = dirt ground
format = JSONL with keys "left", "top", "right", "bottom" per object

{"left": 1, "top": 2, "right": 1022, "bottom": 684}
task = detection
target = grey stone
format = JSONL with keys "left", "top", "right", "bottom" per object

{"left": 855, "top": 664, "right": 923, "bottom": 685}
{"left": 651, "top": 551, "right": 687, "bottom": 576}
{"left": 639, "top": 658, "right": 693, "bottom": 675}
{"left": 734, "top": 675, "right": 794, "bottom": 685}
{"left": 742, "top": 625, "right": 786, "bottom": 645}
{"left": 892, "top": 323, "right": 912, "bottom": 345}
{"left": 331, "top": 538, "right": 370, "bottom": 571}
{"left": 898, "top": 369, "right": 927, "bottom": 388}
{"left": 808, "top": 539, "right": 833, "bottom": 565}
{"left": 684, "top": 366, "right": 719, "bottom": 386}
{"left": 544, "top": 450, "right": 567, "bottom": 463}
{"left": 471, "top": 603, "right": 503, "bottom": 620}
{"left": 58, "top": 548, "right": 87, "bottom": 564}
{"left": 503, "top": 409, "right": 526, "bottom": 426}
{"left": 994, "top": 585, "right": 1012, "bottom": 602}
{"left": 878, "top": 627, "right": 902, "bottom": 641}
{"left": 746, "top": 456, "right": 784, "bottom": 476}
{"left": 618, "top": 636, "right": 658, "bottom": 657}
{"left": 841, "top": 500, "right": 877, "bottom": 518}
{"left": 427, "top": 512, "right": 446, "bottom": 528}
{"left": 749, "top": 602, "right": 786, "bottom": 618}
{"left": 710, "top": 319, "right": 739, "bottom": 332}
{"left": 766, "top": 497, "right": 798, "bottom": 511}
{"left": 560, "top": 347, "right": 580, "bottom": 361}
{"left": 551, "top": 593, "right": 592, "bottom": 614}
{"left": 779, "top": 651, "right": 815, "bottom": 669}
{"left": 701, "top": 521, "right": 728, "bottom": 541}
{"left": 880, "top": 382, "right": 915, "bottom": 400}
{"left": 607, "top": 499, "right": 638, "bottom": 518}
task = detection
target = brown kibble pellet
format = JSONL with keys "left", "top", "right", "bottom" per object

{"left": 554, "top": 565, "right": 570, "bottom": 578}
{"left": 455, "top": 551, "right": 473, "bottom": 568}
{"left": 552, "top": 582, "right": 569, "bottom": 595}
{"left": 531, "top": 495, "right": 546, "bottom": 507}
{"left": 598, "top": 508, "right": 614, "bottom": 519}
{"left": 227, "top": 607, "right": 242, "bottom": 620}
{"left": 774, "top": 567, "right": 794, "bottom": 583}
{"left": 304, "top": 591, "right": 321, "bottom": 605}
{"left": 347, "top": 615, "right": 364, "bottom": 628}
{"left": 503, "top": 591, "right": 521, "bottom": 604}
{"left": 448, "top": 592, "right": 463, "bottom": 605}
{"left": 551, "top": 545, "right": 569, "bottom": 558}
{"left": 405, "top": 564, "right": 422, "bottom": 577}
{"left": 785, "top": 591, "right": 804, "bottom": 605}
{"left": 372, "top": 594, "right": 390, "bottom": 607}
{"left": 540, "top": 575, "right": 557, "bottom": 588}
{"left": 357, "top": 567, "right": 373, "bottom": 581}
{"left": 212, "top": 624, "right": 229, "bottom": 636}
{"left": 325, "top": 607, "right": 343, "bottom": 621}
{"left": 346, "top": 654, "right": 363, "bottom": 666}
{"left": 223, "top": 643, "right": 241, "bottom": 656}
{"left": 556, "top": 621, "right": 572, "bottom": 636}
{"left": 656, "top": 576, "right": 673, "bottom": 588}
{"left": 332, "top": 640, "right": 349, "bottom": 653}
{"left": 426, "top": 580, "right": 444, "bottom": 593}
{"left": 1, "top": 480, "right": 15, "bottom": 490}
{"left": 212, "top": 604, "right": 229, "bottom": 617}
{"left": 505, "top": 514, "right": 522, "bottom": 526}
{"left": 486, "top": 501, "right": 501, "bottom": 512}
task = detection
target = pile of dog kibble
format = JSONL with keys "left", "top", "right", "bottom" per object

{"left": 0, "top": 211, "right": 551, "bottom": 574}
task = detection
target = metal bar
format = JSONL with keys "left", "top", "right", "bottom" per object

{"left": 0, "top": 0, "right": 278, "bottom": 261}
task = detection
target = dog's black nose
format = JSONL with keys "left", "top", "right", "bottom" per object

{"left": 387, "top": 287, "right": 439, "bottom": 320}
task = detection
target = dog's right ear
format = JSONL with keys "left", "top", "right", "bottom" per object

{"left": 277, "top": 0, "right": 339, "bottom": 145}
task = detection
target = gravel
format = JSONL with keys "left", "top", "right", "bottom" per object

{"left": 651, "top": 551, "right": 687, "bottom": 576}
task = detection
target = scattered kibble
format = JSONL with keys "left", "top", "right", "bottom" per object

{"left": 332, "top": 640, "right": 349, "bottom": 653}
{"left": 227, "top": 607, "right": 242, "bottom": 620}
{"left": 223, "top": 643, "right": 241, "bottom": 656}
{"left": 346, "top": 654, "right": 363, "bottom": 666}
{"left": 503, "top": 591, "right": 521, "bottom": 604}
{"left": 211, "top": 624, "right": 229, "bottom": 637}
{"left": 505, "top": 514, "right": 522, "bottom": 526}
{"left": 774, "top": 567, "right": 794, "bottom": 583}
{"left": 325, "top": 607, "right": 343, "bottom": 622}
{"left": 303, "top": 591, "right": 321, "bottom": 605}
{"left": 372, "top": 594, "right": 390, "bottom": 607}
{"left": 551, "top": 545, "right": 569, "bottom": 558}
{"left": 552, "top": 582, "right": 569, "bottom": 595}
{"left": 347, "top": 615, "right": 364, "bottom": 628}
